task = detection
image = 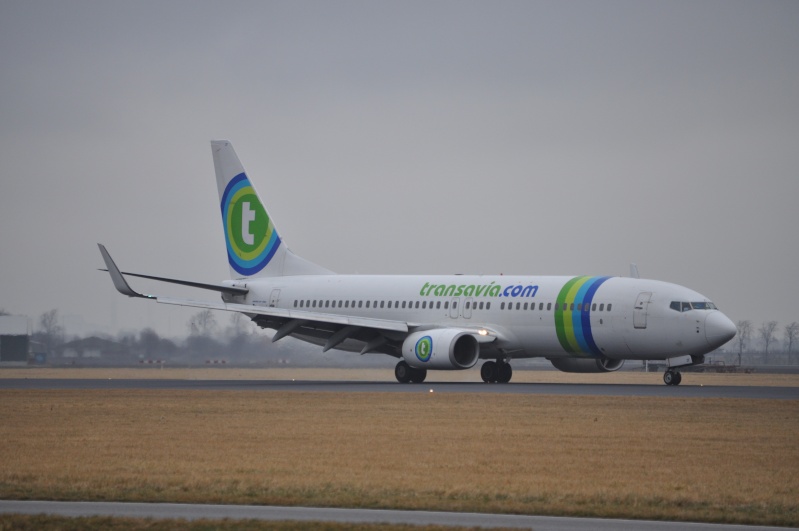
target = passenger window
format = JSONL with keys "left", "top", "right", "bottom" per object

{"left": 358, "top": 301, "right": 363, "bottom": 308}
{"left": 479, "top": 302, "right": 484, "bottom": 310}
{"left": 415, "top": 301, "right": 420, "bottom": 309}
{"left": 501, "top": 302, "right": 505, "bottom": 310}
{"left": 486, "top": 302, "right": 490, "bottom": 310}
{"left": 380, "top": 301, "right": 385, "bottom": 308}
{"left": 451, "top": 301, "right": 456, "bottom": 309}
{"left": 592, "top": 303, "right": 596, "bottom": 311}
{"left": 436, "top": 301, "right": 441, "bottom": 309}
{"left": 516, "top": 302, "right": 521, "bottom": 310}
{"left": 599, "top": 303, "right": 604, "bottom": 311}
{"left": 422, "top": 301, "right": 427, "bottom": 309}
{"left": 466, "top": 302, "right": 471, "bottom": 309}
{"left": 365, "top": 301, "right": 370, "bottom": 308}
{"left": 344, "top": 301, "right": 349, "bottom": 308}
{"left": 444, "top": 301, "right": 449, "bottom": 309}
{"left": 387, "top": 301, "right": 392, "bottom": 309}
{"left": 547, "top": 303, "right": 551, "bottom": 311}
{"left": 607, "top": 304, "right": 612, "bottom": 311}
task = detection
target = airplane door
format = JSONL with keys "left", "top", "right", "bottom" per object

{"left": 633, "top": 292, "right": 652, "bottom": 329}
{"left": 449, "top": 298, "right": 459, "bottom": 319}
{"left": 463, "top": 298, "right": 473, "bottom": 319}
{"left": 269, "top": 289, "right": 281, "bottom": 308}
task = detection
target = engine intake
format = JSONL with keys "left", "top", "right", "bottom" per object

{"left": 549, "top": 357, "right": 624, "bottom": 373}
{"left": 402, "top": 329, "right": 480, "bottom": 370}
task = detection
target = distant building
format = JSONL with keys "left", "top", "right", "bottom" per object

{"left": 59, "top": 336, "right": 130, "bottom": 360}
{"left": 0, "top": 316, "right": 31, "bottom": 363}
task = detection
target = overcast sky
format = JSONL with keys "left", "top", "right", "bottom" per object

{"left": 1, "top": 1, "right": 797, "bottom": 339}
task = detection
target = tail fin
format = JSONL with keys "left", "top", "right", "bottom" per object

{"left": 211, "top": 140, "right": 333, "bottom": 278}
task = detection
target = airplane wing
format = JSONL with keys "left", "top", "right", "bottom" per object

{"left": 99, "top": 244, "right": 497, "bottom": 356}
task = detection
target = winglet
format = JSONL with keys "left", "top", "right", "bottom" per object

{"left": 97, "top": 244, "right": 151, "bottom": 298}
{"left": 630, "top": 263, "right": 640, "bottom": 279}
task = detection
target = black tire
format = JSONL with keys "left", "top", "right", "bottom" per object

{"left": 395, "top": 360, "right": 412, "bottom": 383}
{"left": 480, "top": 361, "right": 497, "bottom": 383}
{"left": 497, "top": 362, "right": 513, "bottom": 383}
{"left": 409, "top": 368, "right": 427, "bottom": 384}
{"left": 663, "top": 371, "right": 674, "bottom": 386}
{"left": 673, "top": 372, "right": 682, "bottom": 386}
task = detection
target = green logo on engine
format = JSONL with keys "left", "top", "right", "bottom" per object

{"left": 415, "top": 336, "right": 432, "bottom": 362}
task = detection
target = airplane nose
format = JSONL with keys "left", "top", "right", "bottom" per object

{"left": 705, "top": 312, "right": 737, "bottom": 348}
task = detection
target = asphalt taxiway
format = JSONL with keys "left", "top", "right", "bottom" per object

{"left": 1, "top": 378, "right": 797, "bottom": 399}
{"left": 0, "top": 501, "right": 794, "bottom": 530}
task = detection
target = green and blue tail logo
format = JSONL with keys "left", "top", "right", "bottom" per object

{"left": 220, "top": 173, "right": 281, "bottom": 276}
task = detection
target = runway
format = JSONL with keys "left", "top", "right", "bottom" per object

{"left": 0, "top": 500, "right": 793, "bottom": 530}
{"left": 1, "top": 378, "right": 797, "bottom": 399}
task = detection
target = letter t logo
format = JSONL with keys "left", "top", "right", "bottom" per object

{"left": 241, "top": 201, "right": 256, "bottom": 245}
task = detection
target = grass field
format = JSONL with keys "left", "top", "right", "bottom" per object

{"left": 0, "top": 515, "right": 516, "bottom": 531}
{"left": 0, "top": 388, "right": 797, "bottom": 527}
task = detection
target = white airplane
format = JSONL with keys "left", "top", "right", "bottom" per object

{"left": 99, "top": 140, "right": 736, "bottom": 386}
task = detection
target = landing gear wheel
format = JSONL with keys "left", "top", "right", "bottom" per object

{"left": 409, "top": 368, "right": 427, "bottom": 383}
{"left": 395, "top": 360, "right": 412, "bottom": 383}
{"left": 481, "top": 361, "right": 497, "bottom": 383}
{"left": 497, "top": 362, "right": 513, "bottom": 383}
{"left": 663, "top": 370, "right": 682, "bottom": 386}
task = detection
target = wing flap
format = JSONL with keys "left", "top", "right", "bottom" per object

{"left": 155, "top": 296, "right": 409, "bottom": 333}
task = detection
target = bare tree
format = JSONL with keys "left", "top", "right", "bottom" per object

{"left": 227, "top": 312, "right": 250, "bottom": 338}
{"left": 139, "top": 328, "right": 161, "bottom": 357}
{"left": 188, "top": 309, "right": 217, "bottom": 336}
{"left": 785, "top": 322, "right": 799, "bottom": 361}
{"left": 735, "top": 320, "right": 751, "bottom": 366}
{"left": 39, "top": 309, "right": 64, "bottom": 353}
{"left": 758, "top": 321, "right": 778, "bottom": 363}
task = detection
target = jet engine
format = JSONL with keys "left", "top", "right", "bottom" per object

{"left": 402, "top": 329, "right": 480, "bottom": 370}
{"left": 549, "top": 357, "right": 624, "bottom": 373}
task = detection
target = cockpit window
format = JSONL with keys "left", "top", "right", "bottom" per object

{"left": 691, "top": 302, "right": 717, "bottom": 310}
{"left": 670, "top": 301, "right": 717, "bottom": 312}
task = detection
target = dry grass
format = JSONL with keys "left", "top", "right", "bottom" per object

{"left": 0, "top": 515, "right": 505, "bottom": 531}
{"left": 0, "top": 390, "right": 797, "bottom": 526}
{"left": 2, "top": 367, "right": 798, "bottom": 387}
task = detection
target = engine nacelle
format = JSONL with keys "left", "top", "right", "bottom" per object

{"left": 402, "top": 329, "right": 480, "bottom": 370}
{"left": 549, "top": 357, "right": 625, "bottom": 373}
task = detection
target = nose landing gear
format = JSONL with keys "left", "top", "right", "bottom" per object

{"left": 663, "top": 370, "right": 682, "bottom": 386}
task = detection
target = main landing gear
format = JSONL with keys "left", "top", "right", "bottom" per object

{"left": 663, "top": 370, "right": 682, "bottom": 386}
{"left": 480, "top": 360, "right": 513, "bottom": 383}
{"left": 394, "top": 360, "right": 427, "bottom": 383}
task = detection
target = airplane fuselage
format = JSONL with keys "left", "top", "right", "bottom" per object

{"left": 223, "top": 274, "right": 731, "bottom": 362}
